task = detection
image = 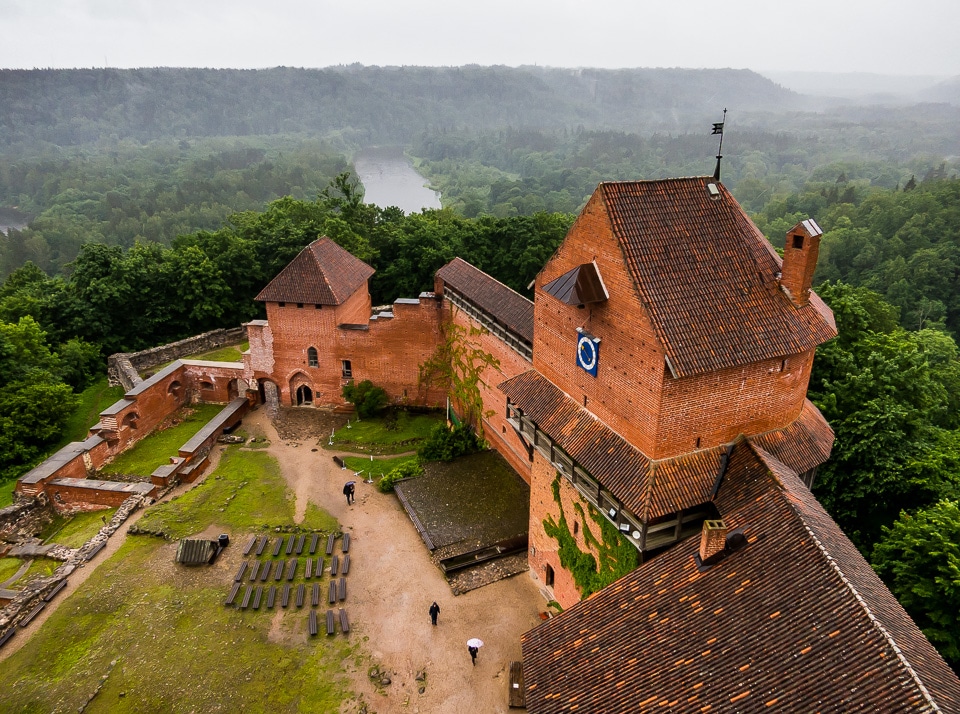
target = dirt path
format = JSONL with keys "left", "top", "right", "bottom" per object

{"left": 254, "top": 408, "right": 546, "bottom": 713}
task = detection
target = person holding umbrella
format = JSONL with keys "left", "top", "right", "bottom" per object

{"left": 467, "top": 638, "right": 483, "bottom": 666}
{"left": 343, "top": 481, "right": 356, "bottom": 505}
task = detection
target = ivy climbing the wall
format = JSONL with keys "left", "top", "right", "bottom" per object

{"left": 542, "top": 477, "right": 639, "bottom": 599}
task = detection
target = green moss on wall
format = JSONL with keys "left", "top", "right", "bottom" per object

{"left": 542, "top": 477, "right": 639, "bottom": 600}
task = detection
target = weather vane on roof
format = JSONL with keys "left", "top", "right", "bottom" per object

{"left": 712, "top": 108, "right": 727, "bottom": 182}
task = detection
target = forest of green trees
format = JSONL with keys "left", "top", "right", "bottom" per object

{"left": 2, "top": 66, "right": 960, "bottom": 670}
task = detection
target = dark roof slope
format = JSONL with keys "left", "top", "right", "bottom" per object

{"left": 600, "top": 179, "right": 836, "bottom": 378}
{"left": 521, "top": 441, "right": 960, "bottom": 713}
{"left": 255, "top": 237, "right": 374, "bottom": 305}
{"left": 436, "top": 258, "right": 534, "bottom": 343}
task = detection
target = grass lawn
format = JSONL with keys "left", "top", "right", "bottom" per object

{"left": 137, "top": 446, "right": 338, "bottom": 539}
{"left": 58, "top": 377, "right": 127, "bottom": 448}
{"left": 0, "top": 445, "right": 356, "bottom": 713}
{"left": 342, "top": 454, "right": 419, "bottom": 481}
{"left": 188, "top": 341, "right": 249, "bottom": 362}
{"left": 100, "top": 404, "right": 223, "bottom": 477}
{"left": 0, "top": 556, "right": 22, "bottom": 583}
{"left": 43, "top": 508, "right": 117, "bottom": 549}
{"left": 0, "top": 480, "right": 15, "bottom": 508}
{"left": 10, "top": 557, "right": 59, "bottom": 587}
{"left": 328, "top": 410, "right": 442, "bottom": 455}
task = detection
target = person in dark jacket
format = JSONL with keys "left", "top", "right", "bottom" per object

{"left": 343, "top": 482, "right": 355, "bottom": 505}
{"left": 468, "top": 645, "right": 478, "bottom": 666}
{"left": 429, "top": 601, "right": 440, "bottom": 625}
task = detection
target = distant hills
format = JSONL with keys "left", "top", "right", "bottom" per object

{"left": 0, "top": 66, "right": 803, "bottom": 148}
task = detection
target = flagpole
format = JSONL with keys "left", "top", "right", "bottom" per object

{"left": 713, "top": 108, "right": 727, "bottom": 181}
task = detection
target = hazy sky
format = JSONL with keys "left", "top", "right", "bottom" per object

{"left": 1, "top": 0, "right": 957, "bottom": 77}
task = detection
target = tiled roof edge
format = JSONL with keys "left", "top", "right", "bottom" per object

{"left": 757, "top": 444, "right": 944, "bottom": 713}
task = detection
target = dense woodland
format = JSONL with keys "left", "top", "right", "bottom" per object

{"left": 2, "top": 66, "right": 960, "bottom": 669}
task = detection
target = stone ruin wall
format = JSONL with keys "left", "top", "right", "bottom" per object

{"left": 108, "top": 327, "right": 245, "bottom": 389}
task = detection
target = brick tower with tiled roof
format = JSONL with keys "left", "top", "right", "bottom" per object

{"left": 504, "top": 177, "right": 838, "bottom": 607}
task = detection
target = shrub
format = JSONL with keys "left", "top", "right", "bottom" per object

{"left": 377, "top": 461, "right": 423, "bottom": 493}
{"left": 418, "top": 422, "right": 483, "bottom": 462}
{"left": 342, "top": 379, "right": 389, "bottom": 418}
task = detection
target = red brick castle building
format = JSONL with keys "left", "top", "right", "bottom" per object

{"left": 243, "top": 177, "right": 960, "bottom": 711}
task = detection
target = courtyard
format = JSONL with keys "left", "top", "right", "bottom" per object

{"left": 0, "top": 406, "right": 545, "bottom": 713}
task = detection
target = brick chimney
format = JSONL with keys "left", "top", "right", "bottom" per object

{"left": 780, "top": 219, "right": 823, "bottom": 307}
{"left": 699, "top": 520, "right": 728, "bottom": 563}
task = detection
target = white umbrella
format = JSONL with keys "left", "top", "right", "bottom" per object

{"left": 467, "top": 638, "right": 484, "bottom": 648}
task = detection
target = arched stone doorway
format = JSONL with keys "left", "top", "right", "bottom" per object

{"left": 296, "top": 384, "right": 313, "bottom": 406}
{"left": 258, "top": 379, "right": 280, "bottom": 411}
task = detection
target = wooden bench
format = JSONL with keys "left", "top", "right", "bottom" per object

{"left": 339, "top": 608, "right": 350, "bottom": 634}
{"left": 85, "top": 541, "right": 106, "bottom": 561}
{"left": 338, "top": 577, "right": 346, "bottom": 602}
{"left": 309, "top": 533, "right": 319, "bottom": 554}
{"left": 273, "top": 561, "right": 284, "bottom": 581}
{"left": 0, "top": 628, "right": 15, "bottom": 648}
{"left": 342, "top": 533, "right": 351, "bottom": 553}
{"left": 225, "top": 581, "right": 241, "bottom": 606}
{"left": 316, "top": 557, "right": 324, "bottom": 575}
{"left": 255, "top": 535, "right": 268, "bottom": 556}
{"left": 325, "top": 609, "right": 335, "bottom": 635}
{"left": 43, "top": 579, "right": 69, "bottom": 602}
{"left": 19, "top": 601, "right": 45, "bottom": 627}
{"left": 248, "top": 561, "right": 260, "bottom": 581}
{"left": 509, "top": 661, "right": 525, "bottom": 708}
{"left": 252, "top": 586, "right": 263, "bottom": 610}
{"left": 272, "top": 538, "right": 283, "bottom": 557}
{"left": 308, "top": 610, "right": 318, "bottom": 636}
{"left": 266, "top": 585, "right": 277, "bottom": 609}
{"left": 281, "top": 584, "right": 291, "bottom": 608}
{"left": 260, "top": 563, "right": 270, "bottom": 582}
{"left": 333, "top": 455, "right": 344, "bottom": 468}
{"left": 330, "top": 555, "right": 339, "bottom": 576}
{"left": 305, "top": 559, "right": 313, "bottom": 579}
{"left": 295, "top": 584, "right": 305, "bottom": 608}
{"left": 285, "top": 535, "right": 295, "bottom": 555}
{"left": 325, "top": 534, "right": 335, "bottom": 555}
{"left": 242, "top": 535, "right": 257, "bottom": 556}
{"left": 295, "top": 534, "right": 305, "bottom": 554}
{"left": 239, "top": 586, "right": 253, "bottom": 610}
{"left": 235, "top": 561, "right": 248, "bottom": 582}
{"left": 285, "top": 559, "right": 297, "bottom": 581}
{"left": 341, "top": 554, "right": 351, "bottom": 575}
{"left": 311, "top": 583, "right": 320, "bottom": 607}
{"left": 328, "top": 581, "right": 337, "bottom": 605}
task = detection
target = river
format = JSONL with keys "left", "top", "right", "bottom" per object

{"left": 353, "top": 147, "right": 441, "bottom": 214}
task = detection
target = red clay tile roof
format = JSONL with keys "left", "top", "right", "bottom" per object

{"left": 436, "top": 258, "right": 534, "bottom": 343}
{"left": 600, "top": 179, "right": 837, "bottom": 378}
{"left": 500, "top": 371, "right": 834, "bottom": 522}
{"left": 747, "top": 399, "right": 834, "bottom": 476}
{"left": 255, "top": 237, "right": 374, "bottom": 305}
{"left": 521, "top": 441, "right": 960, "bottom": 713}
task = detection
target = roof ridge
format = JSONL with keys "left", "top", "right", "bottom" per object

{"left": 445, "top": 257, "right": 533, "bottom": 306}
{"left": 759, "top": 444, "right": 944, "bottom": 714}
{"left": 311, "top": 239, "right": 339, "bottom": 302}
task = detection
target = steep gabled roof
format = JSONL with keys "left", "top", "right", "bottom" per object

{"left": 436, "top": 257, "right": 534, "bottom": 343}
{"left": 255, "top": 237, "right": 374, "bottom": 305}
{"left": 599, "top": 179, "right": 837, "bottom": 378}
{"left": 521, "top": 442, "right": 960, "bottom": 713}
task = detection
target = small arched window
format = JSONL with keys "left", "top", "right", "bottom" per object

{"left": 307, "top": 347, "right": 318, "bottom": 368}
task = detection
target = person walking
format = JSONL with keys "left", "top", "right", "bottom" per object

{"left": 343, "top": 481, "right": 355, "bottom": 505}
{"left": 429, "top": 601, "right": 440, "bottom": 626}
{"left": 468, "top": 645, "right": 478, "bottom": 666}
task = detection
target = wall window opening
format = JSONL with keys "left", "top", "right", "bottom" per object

{"left": 342, "top": 360, "right": 353, "bottom": 379}
{"left": 307, "top": 347, "right": 318, "bottom": 368}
